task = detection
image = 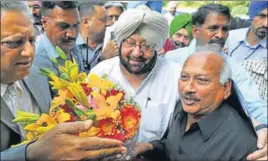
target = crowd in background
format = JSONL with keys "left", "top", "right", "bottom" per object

{"left": 1, "top": 1, "right": 267, "bottom": 161}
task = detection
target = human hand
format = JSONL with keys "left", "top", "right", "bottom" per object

{"left": 157, "top": 48, "right": 165, "bottom": 56}
{"left": 26, "top": 120, "right": 127, "bottom": 161}
{"left": 132, "top": 142, "right": 153, "bottom": 158}
{"left": 101, "top": 40, "right": 119, "bottom": 60}
{"left": 247, "top": 119, "right": 267, "bottom": 160}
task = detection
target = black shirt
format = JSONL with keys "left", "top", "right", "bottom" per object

{"left": 148, "top": 101, "right": 257, "bottom": 161}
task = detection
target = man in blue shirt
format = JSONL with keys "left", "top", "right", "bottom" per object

{"left": 225, "top": 1, "right": 267, "bottom": 63}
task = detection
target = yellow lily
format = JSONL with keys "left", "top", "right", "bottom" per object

{"left": 49, "top": 74, "right": 70, "bottom": 90}
{"left": 24, "top": 114, "right": 57, "bottom": 134}
{"left": 87, "top": 74, "right": 115, "bottom": 95}
{"left": 67, "top": 83, "right": 89, "bottom": 108}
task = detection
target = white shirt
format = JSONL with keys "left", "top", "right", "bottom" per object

{"left": 90, "top": 56, "right": 181, "bottom": 142}
{"left": 1, "top": 81, "right": 40, "bottom": 138}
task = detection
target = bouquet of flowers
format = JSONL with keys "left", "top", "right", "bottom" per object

{"left": 12, "top": 47, "right": 141, "bottom": 160}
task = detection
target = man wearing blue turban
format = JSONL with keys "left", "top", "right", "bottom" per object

{"left": 127, "top": 1, "right": 163, "bottom": 13}
{"left": 225, "top": 0, "right": 267, "bottom": 63}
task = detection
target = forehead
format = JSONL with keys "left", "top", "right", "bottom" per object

{"left": 183, "top": 53, "right": 223, "bottom": 75}
{"left": 259, "top": 8, "right": 268, "bottom": 15}
{"left": 49, "top": 6, "right": 80, "bottom": 23}
{"left": 175, "top": 28, "right": 189, "bottom": 35}
{"left": 202, "top": 11, "right": 230, "bottom": 27}
{"left": 94, "top": 6, "right": 107, "bottom": 16}
{"left": 106, "top": 6, "right": 122, "bottom": 14}
{"left": 128, "top": 34, "right": 146, "bottom": 42}
{"left": 1, "top": 10, "right": 34, "bottom": 39}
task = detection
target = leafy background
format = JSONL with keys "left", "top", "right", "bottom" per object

{"left": 163, "top": 1, "right": 250, "bottom": 16}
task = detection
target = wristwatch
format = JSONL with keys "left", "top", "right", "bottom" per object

{"left": 255, "top": 124, "right": 268, "bottom": 131}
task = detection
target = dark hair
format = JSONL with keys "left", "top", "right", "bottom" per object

{"left": 78, "top": 1, "right": 104, "bottom": 18}
{"left": 42, "top": 1, "right": 78, "bottom": 16}
{"left": 192, "top": 4, "right": 231, "bottom": 27}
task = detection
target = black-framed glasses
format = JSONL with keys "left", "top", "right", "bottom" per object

{"left": 122, "top": 38, "right": 156, "bottom": 52}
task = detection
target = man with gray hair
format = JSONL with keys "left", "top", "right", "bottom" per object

{"left": 104, "top": 1, "right": 125, "bottom": 27}
{"left": 134, "top": 44, "right": 258, "bottom": 160}
{"left": 1, "top": 1, "right": 127, "bottom": 160}
{"left": 88, "top": 7, "right": 181, "bottom": 143}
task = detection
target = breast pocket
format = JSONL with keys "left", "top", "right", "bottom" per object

{"left": 141, "top": 102, "right": 168, "bottom": 140}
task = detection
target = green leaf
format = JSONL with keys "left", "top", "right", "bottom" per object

{"left": 60, "top": 73, "right": 70, "bottom": 80}
{"left": 65, "top": 99, "right": 86, "bottom": 116}
{"left": 50, "top": 58, "right": 60, "bottom": 66}
{"left": 56, "top": 46, "right": 67, "bottom": 60}
{"left": 39, "top": 68, "right": 55, "bottom": 77}
{"left": 74, "top": 108, "right": 86, "bottom": 116}
{"left": 88, "top": 114, "right": 96, "bottom": 121}
{"left": 65, "top": 99, "right": 76, "bottom": 109}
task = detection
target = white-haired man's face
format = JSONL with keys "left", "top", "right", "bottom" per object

{"left": 1, "top": 10, "right": 35, "bottom": 84}
{"left": 178, "top": 52, "right": 231, "bottom": 116}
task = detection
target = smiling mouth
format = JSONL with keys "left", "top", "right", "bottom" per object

{"left": 182, "top": 97, "right": 199, "bottom": 105}
{"left": 15, "top": 60, "right": 32, "bottom": 68}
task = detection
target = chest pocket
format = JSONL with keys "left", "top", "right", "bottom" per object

{"left": 141, "top": 102, "right": 168, "bottom": 140}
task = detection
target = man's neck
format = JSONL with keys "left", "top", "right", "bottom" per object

{"left": 247, "top": 29, "right": 262, "bottom": 47}
{"left": 80, "top": 30, "right": 98, "bottom": 49}
{"left": 120, "top": 65, "right": 149, "bottom": 90}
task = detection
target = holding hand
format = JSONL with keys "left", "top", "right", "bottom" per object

{"left": 26, "top": 120, "right": 127, "bottom": 161}
{"left": 101, "top": 40, "right": 119, "bottom": 60}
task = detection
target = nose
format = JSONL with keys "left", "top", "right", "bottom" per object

{"left": 66, "top": 27, "right": 75, "bottom": 38}
{"left": 262, "top": 17, "right": 268, "bottom": 27}
{"left": 215, "top": 29, "right": 225, "bottom": 39}
{"left": 183, "top": 79, "right": 196, "bottom": 93}
{"left": 132, "top": 45, "right": 143, "bottom": 57}
{"left": 21, "top": 41, "right": 34, "bottom": 58}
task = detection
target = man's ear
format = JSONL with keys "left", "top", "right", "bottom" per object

{"left": 223, "top": 80, "right": 232, "bottom": 100}
{"left": 41, "top": 16, "right": 48, "bottom": 30}
{"left": 82, "top": 17, "right": 88, "bottom": 25}
{"left": 192, "top": 25, "right": 199, "bottom": 39}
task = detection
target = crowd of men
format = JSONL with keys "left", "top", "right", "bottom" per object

{"left": 1, "top": 1, "right": 267, "bottom": 161}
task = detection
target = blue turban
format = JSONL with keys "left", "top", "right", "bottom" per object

{"left": 249, "top": 1, "right": 268, "bottom": 20}
{"left": 127, "top": 1, "right": 163, "bottom": 13}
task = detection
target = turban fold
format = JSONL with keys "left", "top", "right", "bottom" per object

{"left": 167, "top": 1, "right": 179, "bottom": 11}
{"left": 127, "top": 1, "right": 163, "bottom": 13}
{"left": 249, "top": 1, "right": 268, "bottom": 20}
{"left": 169, "top": 13, "right": 192, "bottom": 39}
{"left": 114, "top": 8, "right": 169, "bottom": 49}
{"left": 104, "top": 1, "right": 125, "bottom": 11}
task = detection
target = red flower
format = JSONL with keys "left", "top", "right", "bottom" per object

{"left": 120, "top": 105, "right": 141, "bottom": 140}
{"left": 81, "top": 83, "right": 92, "bottom": 96}
{"left": 105, "top": 89, "right": 125, "bottom": 102}
{"left": 97, "top": 118, "right": 118, "bottom": 136}
{"left": 60, "top": 104, "right": 74, "bottom": 114}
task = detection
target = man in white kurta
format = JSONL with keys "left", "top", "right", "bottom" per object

{"left": 89, "top": 7, "right": 181, "bottom": 142}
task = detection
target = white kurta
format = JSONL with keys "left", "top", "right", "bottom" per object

{"left": 90, "top": 56, "right": 181, "bottom": 142}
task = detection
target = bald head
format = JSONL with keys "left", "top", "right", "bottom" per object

{"left": 185, "top": 51, "right": 225, "bottom": 83}
{"left": 179, "top": 51, "right": 232, "bottom": 116}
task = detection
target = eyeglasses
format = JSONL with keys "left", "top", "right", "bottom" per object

{"left": 122, "top": 38, "right": 156, "bottom": 52}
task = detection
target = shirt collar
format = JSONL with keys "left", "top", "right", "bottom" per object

{"left": 189, "top": 39, "right": 197, "bottom": 54}
{"left": 239, "top": 28, "right": 267, "bottom": 49}
{"left": 1, "top": 81, "right": 24, "bottom": 97}
{"left": 76, "top": 33, "right": 86, "bottom": 46}
{"left": 76, "top": 33, "right": 103, "bottom": 50}
{"left": 41, "top": 33, "right": 59, "bottom": 59}
{"left": 197, "top": 104, "right": 229, "bottom": 141}
{"left": 178, "top": 102, "right": 229, "bottom": 141}
{"left": 1, "top": 83, "right": 8, "bottom": 97}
